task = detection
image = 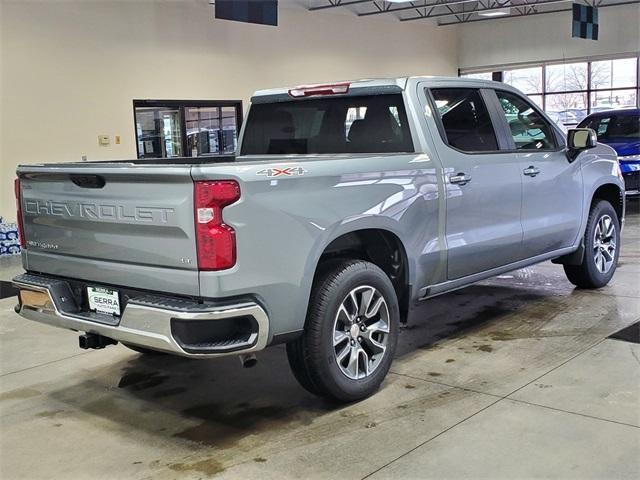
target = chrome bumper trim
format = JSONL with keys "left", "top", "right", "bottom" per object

{"left": 12, "top": 278, "right": 269, "bottom": 358}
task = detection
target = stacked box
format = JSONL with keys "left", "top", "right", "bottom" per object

{"left": 0, "top": 216, "right": 21, "bottom": 256}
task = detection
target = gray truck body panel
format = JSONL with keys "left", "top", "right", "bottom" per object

{"left": 15, "top": 76, "right": 624, "bottom": 354}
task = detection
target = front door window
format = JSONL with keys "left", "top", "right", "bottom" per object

{"left": 496, "top": 91, "right": 556, "bottom": 151}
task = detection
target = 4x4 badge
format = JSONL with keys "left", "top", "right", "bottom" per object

{"left": 257, "top": 167, "right": 307, "bottom": 177}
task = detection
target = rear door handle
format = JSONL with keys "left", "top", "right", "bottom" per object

{"left": 450, "top": 172, "right": 472, "bottom": 185}
{"left": 523, "top": 166, "right": 540, "bottom": 177}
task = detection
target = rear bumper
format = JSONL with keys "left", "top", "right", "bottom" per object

{"left": 12, "top": 273, "right": 269, "bottom": 358}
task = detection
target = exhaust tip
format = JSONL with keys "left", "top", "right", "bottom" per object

{"left": 239, "top": 353, "right": 257, "bottom": 368}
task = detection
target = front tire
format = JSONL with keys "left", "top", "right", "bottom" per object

{"left": 286, "top": 259, "right": 399, "bottom": 403}
{"left": 564, "top": 200, "right": 620, "bottom": 289}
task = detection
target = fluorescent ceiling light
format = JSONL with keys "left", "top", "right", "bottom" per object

{"left": 478, "top": 7, "right": 511, "bottom": 17}
{"left": 386, "top": 0, "right": 413, "bottom": 3}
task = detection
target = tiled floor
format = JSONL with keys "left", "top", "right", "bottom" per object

{"left": 1, "top": 201, "right": 638, "bottom": 479}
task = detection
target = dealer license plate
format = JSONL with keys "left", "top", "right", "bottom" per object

{"left": 87, "top": 287, "right": 121, "bottom": 316}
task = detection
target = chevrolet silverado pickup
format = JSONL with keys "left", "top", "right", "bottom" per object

{"left": 13, "top": 77, "right": 625, "bottom": 402}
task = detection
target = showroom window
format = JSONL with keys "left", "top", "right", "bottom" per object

{"left": 462, "top": 72, "right": 493, "bottom": 81}
{"left": 502, "top": 67, "right": 544, "bottom": 108}
{"left": 133, "top": 100, "right": 242, "bottom": 159}
{"left": 430, "top": 88, "right": 498, "bottom": 152}
{"left": 461, "top": 55, "right": 640, "bottom": 129}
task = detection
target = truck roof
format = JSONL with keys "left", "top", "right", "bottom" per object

{"left": 251, "top": 76, "right": 508, "bottom": 99}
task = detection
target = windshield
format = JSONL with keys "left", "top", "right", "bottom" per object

{"left": 580, "top": 113, "right": 639, "bottom": 140}
{"left": 241, "top": 94, "right": 414, "bottom": 155}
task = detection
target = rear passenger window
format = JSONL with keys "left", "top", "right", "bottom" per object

{"left": 430, "top": 88, "right": 498, "bottom": 152}
{"left": 495, "top": 91, "right": 556, "bottom": 151}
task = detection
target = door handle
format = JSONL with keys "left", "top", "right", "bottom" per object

{"left": 523, "top": 166, "right": 540, "bottom": 177}
{"left": 450, "top": 172, "right": 472, "bottom": 185}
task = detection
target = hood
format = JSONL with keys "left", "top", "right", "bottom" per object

{"left": 597, "top": 138, "right": 640, "bottom": 157}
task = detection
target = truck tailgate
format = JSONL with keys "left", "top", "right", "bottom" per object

{"left": 17, "top": 163, "right": 200, "bottom": 296}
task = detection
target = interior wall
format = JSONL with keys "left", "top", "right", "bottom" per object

{"left": 459, "top": 4, "right": 640, "bottom": 70}
{"left": 0, "top": 0, "right": 458, "bottom": 221}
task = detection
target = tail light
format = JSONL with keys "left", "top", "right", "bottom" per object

{"left": 14, "top": 178, "right": 26, "bottom": 249}
{"left": 194, "top": 180, "right": 240, "bottom": 271}
{"left": 288, "top": 82, "right": 350, "bottom": 98}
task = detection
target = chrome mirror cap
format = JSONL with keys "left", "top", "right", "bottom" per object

{"left": 568, "top": 128, "right": 597, "bottom": 150}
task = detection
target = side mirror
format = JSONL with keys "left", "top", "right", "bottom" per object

{"left": 566, "top": 128, "right": 597, "bottom": 161}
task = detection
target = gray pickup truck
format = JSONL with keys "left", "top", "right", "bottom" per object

{"left": 13, "top": 77, "right": 625, "bottom": 402}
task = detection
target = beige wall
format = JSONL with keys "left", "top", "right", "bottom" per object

{"left": 0, "top": 0, "right": 459, "bottom": 221}
{"left": 459, "top": 4, "right": 640, "bottom": 70}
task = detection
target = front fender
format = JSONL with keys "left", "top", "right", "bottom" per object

{"left": 575, "top": 143, "right": 625, "bottom": 241}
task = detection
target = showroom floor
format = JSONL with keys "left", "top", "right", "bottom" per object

{"left": 1, "top": 202, "right": 639, "bottom": 480}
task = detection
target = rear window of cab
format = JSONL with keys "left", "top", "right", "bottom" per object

{"left": 240, "top": 94, "right": 414, "bottom": 155}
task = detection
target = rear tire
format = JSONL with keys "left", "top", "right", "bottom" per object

{"left": 564, "top": 200, "right": 620, "bottom": 289}
{"left": 122, "top": 343, "right": 167, "bottom": 355}
{"left": 286, "top": 259, "right": 399, "bottom": 403}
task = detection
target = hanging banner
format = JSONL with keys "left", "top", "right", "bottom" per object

{"left": 215, "top": 0, "right": 278, "bottom": 27}
{"left": 572, "top": 3, "right": 599, "bottom": 40}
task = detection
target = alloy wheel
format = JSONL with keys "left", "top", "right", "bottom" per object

{"left": 593, "top": 214, "right": 616, "bottom": 274}
{"left": 332, "top": 285, "right": 390, "bottom": 380}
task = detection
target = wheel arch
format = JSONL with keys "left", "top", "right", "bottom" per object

{"left": 311, "top": 227, "right": 412, "bottom": 323}
{"left": 591, "top": 183, "right": 624, "bottom": 224}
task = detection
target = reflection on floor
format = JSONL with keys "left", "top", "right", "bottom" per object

{"left": 1, "top": 200, "right": 639, "bottom": 479}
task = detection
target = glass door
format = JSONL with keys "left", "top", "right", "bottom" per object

{"left": 220, "top": 106, "right": 239, "bottom": 154}
{"left": 135, "top": 107, "right": 183, "bottom": 158}
{"left": 185, "top": 106, "right": 221, "bottom": 157}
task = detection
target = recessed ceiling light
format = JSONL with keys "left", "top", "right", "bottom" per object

{"left": 478, "top": 7, "right": 511, "bottom": 17}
